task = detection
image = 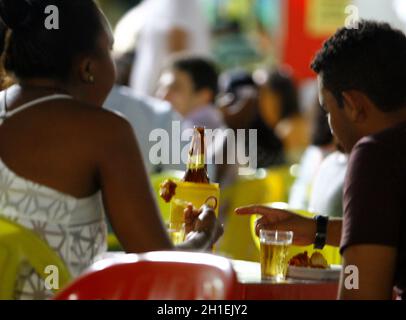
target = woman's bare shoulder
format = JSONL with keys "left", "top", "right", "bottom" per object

{"left": 52, "top": 99, "right": 135, "bottom": 146}
{"left": 66, "top": 99, "right": 127, "bottom": 119}
{"left": 58, "top": 99, "right": 132, "bottom": 129}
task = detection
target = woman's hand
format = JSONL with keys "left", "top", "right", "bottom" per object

{"left": 183, "top": 204, "right": 223, "bottom": 248}
{"left": 235, "top": 205, "right": 316, "bottom": 246}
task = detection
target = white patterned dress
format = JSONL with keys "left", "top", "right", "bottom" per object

{"left": 0, "top": 91, "right": 108, "bottom": 299}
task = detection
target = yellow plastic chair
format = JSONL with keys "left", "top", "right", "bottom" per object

{"left": 217, "top": 176, "right": 271, "bottom": 261}
{"left": 264, "top": 165, "right": 297, "bottom": 203}
{"left": 107, "top": 233, "right": 122, "bottom": 252}
{"left": 249, "top": 203, "right": 342, "bottom": 266}
{"left": 216, "top": 165, "right": 296, "bottom": 261}
{"left": 0, "top": 216, "right": 72, "bottom": 300}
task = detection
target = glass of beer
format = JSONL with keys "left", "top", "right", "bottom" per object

{"left": 260, "top": 230, "right": 293, "bottom": 282}
{"left": 167, "top": 222, "right": 185, "bottom": 245}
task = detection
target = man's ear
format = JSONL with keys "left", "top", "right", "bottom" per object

{"left": 342, "top": 90, "right": 369, "bottom": 123}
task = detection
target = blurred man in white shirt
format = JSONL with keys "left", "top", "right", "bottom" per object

{"left": 104, "top": 85, "right": 181, "bottom": 174}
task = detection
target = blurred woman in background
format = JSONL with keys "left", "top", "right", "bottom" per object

{"left": 288, "top": 99, "right": 335, "bottom": 210}
{"left": 257, "top": 67, "right": 310, "bottom": 163}
{"left": 218, "top": 69, "right": 285, "bottom": 169}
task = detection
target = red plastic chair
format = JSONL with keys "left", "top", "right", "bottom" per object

{"left": 54, "top": 251, "right": 238, "bottom": 300}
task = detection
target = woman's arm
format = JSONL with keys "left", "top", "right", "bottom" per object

{"left": 97, "top": 114, "right": 221, "bottom": 253}
{"left": 98, "top": 115, "right": 172, "bottom": 252}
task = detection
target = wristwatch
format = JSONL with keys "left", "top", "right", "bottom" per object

{"left": 314, "top": 215, "right": 329, "bottom": 249}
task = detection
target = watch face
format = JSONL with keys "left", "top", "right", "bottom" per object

{"left": 314, "top": 233, "right": 327, "bottom": 249}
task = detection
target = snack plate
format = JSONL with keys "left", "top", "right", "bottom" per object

{"left": 287, "top": 264, "right": 342, "bottom": 281}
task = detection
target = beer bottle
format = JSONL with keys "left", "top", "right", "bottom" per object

{"left": 183, "top": 126, "right": 210, "bottom": 183}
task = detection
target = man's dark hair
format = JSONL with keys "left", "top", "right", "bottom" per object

{"left": 311, "top": 20, "right": 406, "bottom": 112}
{"left": 171, "top": 55, "right": 219, "bottom": 102}
{"left": 0, "top": 0, "right": 104, "bottom": 81}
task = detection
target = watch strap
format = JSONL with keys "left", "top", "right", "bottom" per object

{"left": 314, "top": 215, "right": 329, "bottom": 249}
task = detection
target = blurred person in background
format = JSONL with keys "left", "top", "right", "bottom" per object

{"left": 211, "top": 20, "right": 261, "bottom": 71}
{"left": 113, "top": 50, "right": 136, "bottom": 88}
{"left": 104, "top": 85, "right": 180, "bottom": 175}
{"left": 288, "top": 91, "right": 348, "bottom": 219}
{"left": 105, "top": 2, "right": 181, "bottom": 175}
{"left": 157, "top": 56, "right": 223, "bottom": 131}
{"left": 104, "top": 49, "right": 180, "bottom": 174}
{"left": 118, "top": 0, "right": 211, "bottom": 96}
{"left": 218, "top": 69, "right": 285, "bottom": 169}
{"left": 257, "top": 67, "right": 310, "bottom": 163}
{"left": 308, "top": 148, "right": 348, "bottom": 218}
{"left": 112, "top": 0, "right": 146, "bottom": 60}
{"left": 111, "top": 0, "right": 146, "bottom": 88}
{"left": 289, "top": 99, "right": 348, "bottom": 218}
{"left": 288, "top": 100, "right": 335, "bottom": 210}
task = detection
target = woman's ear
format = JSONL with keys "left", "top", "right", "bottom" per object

{"left": 342, "top": 91, "right": 368, "bottom": 123}
{"left": 79, "top": 58, "right": 95, "bottom": 84}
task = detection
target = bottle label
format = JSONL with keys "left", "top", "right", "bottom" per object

{"left": 187, "top": 154, "right": 205, "bottom": 170}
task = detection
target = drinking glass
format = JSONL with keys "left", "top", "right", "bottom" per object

{"left": 260, "top": 230, "right": 293, "bottom": 282}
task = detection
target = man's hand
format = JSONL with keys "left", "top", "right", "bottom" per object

{"left": 235, "top": 205, "right": 316, "bottom": 246}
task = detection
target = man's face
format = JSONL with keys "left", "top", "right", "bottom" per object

{"left": 318, "top": 75, "right": 359, "bottom": 153}
{"left": 156, "top": 68, "right": 201, "bottom": 116}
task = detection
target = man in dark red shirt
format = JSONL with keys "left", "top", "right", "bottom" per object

{"left": 236, "top": 20, "right": 406, "bottom": 300}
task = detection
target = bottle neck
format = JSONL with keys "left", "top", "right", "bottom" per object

{"left": 183, "top": 127, "right": 210, "bottom": 183}
{"left": 187, "top": 128, "right": 206, "bottom": 170}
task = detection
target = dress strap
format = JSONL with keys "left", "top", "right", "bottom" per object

{"left": 0, "top": 90, "right": 73, "bottom": 125}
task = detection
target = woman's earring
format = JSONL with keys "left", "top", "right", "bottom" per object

{"left": 88, "top": 75, "right": 95, "bottom": 83}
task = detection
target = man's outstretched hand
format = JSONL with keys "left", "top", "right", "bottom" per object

{"left": 235, "top": 205, "right": 316, "bottom": 246}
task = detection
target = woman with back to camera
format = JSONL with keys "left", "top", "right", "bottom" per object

{"left": 0, "top": 0, "right": 222, "bottom": 299}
